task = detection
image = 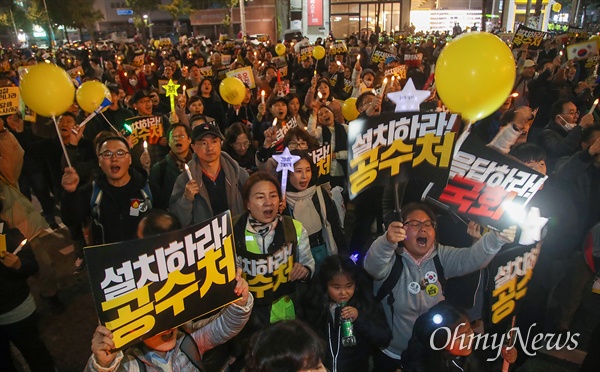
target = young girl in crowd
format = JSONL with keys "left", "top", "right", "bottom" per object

{"left": 285, "top": 150, "right": 347, "bottom": 270}
{"left": 300, "top": 255, "right": 392, "bottom": 372}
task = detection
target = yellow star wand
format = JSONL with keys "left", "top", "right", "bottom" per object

{"left": 162, "top": 79, "right": 180, "bottom": 113}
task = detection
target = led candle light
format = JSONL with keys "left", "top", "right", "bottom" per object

{"left": 12, "top": 239, "right": 27, "bottom": 255}
{"left": 261, "top": 90, "right": 265, "bottom": 104}
{"left": 380, "top": 77, "right": 388, "bottom": 97}
{"left": 590, "top": 98, "right": 599, "bottom": 114}
{"left": 184, "top": 163, "right": 193, "bottom": 180}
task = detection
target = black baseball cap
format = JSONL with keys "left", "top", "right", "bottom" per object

{"left": 192, "top": 123, "right": 223, "bottom": 141}
{"left": 130, "top": 89, "right": 152, "bottom": 104}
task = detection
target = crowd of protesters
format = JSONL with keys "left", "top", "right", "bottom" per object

{"left": 1, "top": 26, "right": 600, "bottom": 372}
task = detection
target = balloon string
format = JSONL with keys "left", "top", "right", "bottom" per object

{"left": 99, "top": 111, "right": 123, "bottom": 136}
{"left": 52, "top": 115, "right": 73, "bottom": 168}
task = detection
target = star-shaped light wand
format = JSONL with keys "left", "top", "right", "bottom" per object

{"left": 272, "top": 147, "right": 301, "bottom": 200}
{"left": 162, "top": 79, "right": 181, "bottom": 113}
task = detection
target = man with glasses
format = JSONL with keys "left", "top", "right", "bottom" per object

{"left": 170, "top": 124, "right": 249, "bottom": 227}
{"left": 150, "top": 124, "right": 193, "bottom": 200}
{"left": 60, "top": 137, "right": 166, "bottom": 246}
{"left": 538, "top": 98, "right": 594, "bottom": 173}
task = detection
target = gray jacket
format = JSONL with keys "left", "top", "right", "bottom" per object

{"left": 85, "top": 295, "right": 254, "bottom": 371}
{"left": 363, "top": 232, "right": 506, "bottom": 358}
{"left": 170, "top": 152, "right": 249, "bottom": 227}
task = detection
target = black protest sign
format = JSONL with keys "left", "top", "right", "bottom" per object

{"left": 308, "top": 144, "right": 332, "bottom": 177}
{"left": 512, "top": 25, "right": 546, "bottom": 50}
{"left": 329, "top": 40, "right": 348, "bottom": 56}
{"left": 84, "top": 211, "right": 238, "bottom": 350}
{"left": 384, "top": 65, "right": 407, "bottom": 79}
{"left": 347, "top": 111, "right": 462, "bottom": 199}
{"left": 483, "top": 242, "right": 541, "bottom": 334}
{"left": 567, "top": 26, "right": 588, "bottom": 40}
{"left": 299, "top": 45, "right": 315, "bottom": 61}
{"left": 123, "top": 115, "right": 164, "bottom": 146}
{"left": 371, "top": 46, "right": 395, "bottom": 64}
{"left": 427, "top": 133, "right": 546, "bottom": 230}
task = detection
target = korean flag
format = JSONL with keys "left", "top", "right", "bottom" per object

{"left": 567, "top": 41, "right": 599, "bottom": 61}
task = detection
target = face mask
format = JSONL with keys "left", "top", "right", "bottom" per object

{"left": 129, "top": 79, "right": 138, "bottom": 87}
{"left": 558, "top": 115, "right": 577, "bottom": 131}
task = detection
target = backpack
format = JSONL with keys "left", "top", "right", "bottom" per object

{"left": 375, "top": 252, "right": 446, "bottom": 319}
{"left": 133, "top": 328, "right": 205, "bottom": 371}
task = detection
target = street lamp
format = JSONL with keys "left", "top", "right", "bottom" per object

{"left": 143, "top": 14, "right": 153, "bottom": 39}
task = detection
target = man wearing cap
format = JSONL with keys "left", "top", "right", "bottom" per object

{"left": 513, "top": 59, "right": 536, "bottom": 107}
{"left": 128, "top": 89, "right": 171, "bottom": 166}
{"left": 170, "top": 123, "right": 249, "bottom": 227}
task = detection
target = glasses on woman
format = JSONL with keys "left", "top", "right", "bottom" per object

{"left": 404, "top": 220, "right": 436, "bottom": 230}
{"left": 288, "top": 140, "right": 308, "bottom": 150}
{"left": 232, "top": 141, "right": 250, "bottom": 149}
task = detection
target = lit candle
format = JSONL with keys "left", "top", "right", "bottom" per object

{"left": 143, "top": 140, "right": 148, "bottom": 152}
{"left": 184, "top": 163, "right": 193, "bottom": 180}
{"left": 12, "top": 239, "right": 27, "bottom": 255}
{"left": 317, "top": 92, "right": 323, "bottom": 100}
{"left": 261, "top": 90, "right": 265, "bottom": 104}
{"left": 124, "top": 72, "right": 128, "bottom": 77}
{"left": 183, "top": 85, "right": 187, "bottom": 96}
{"left": 336, "top": 61, "right": 342, "bottom": 67}
{"left": 589, "top": 98, "right": 599, "bottom": 114}
{"left": 357, "top": 55, "right": 361, "bottom": 61}
{"left": 272, "top": 118, "right": 277, "bottom": 127}
{"left": 380, "top": 77, "right": 388, "bottom": 97}
{"left": 510, "top": 92, "right": 519, "bottom": 98}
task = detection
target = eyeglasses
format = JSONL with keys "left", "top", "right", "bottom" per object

{"left": 563, "top": 110, "right": 580, "bottom": 116}
{"left": 404, "top": 220, "right": 436, "bottom": 230}
{"left": 288, "top": 140, "right": 308, "bottom": 149}
{"left": 137, "top": 98, "right": 152, "bottom": 105}
{"left": 99, "top": 149, "right": 130, "bottom": 159}
{"left": 232, "top": 141, "right": 250, "bottom": 149}
{"left": 171, "top": 134, "right": 188, "bottom": 140}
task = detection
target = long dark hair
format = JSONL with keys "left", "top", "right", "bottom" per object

{"left": 285, "top": 150, "right": 318, "bottom": 192}
{"left": 245, "top": 320, "right": 326, "bottom": 372}
{"left": 300, "top": 255, "right": 377, "bottom": 336}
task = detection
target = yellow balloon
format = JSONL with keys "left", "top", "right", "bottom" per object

{"left": 76, "top": 81, "right": 111, "bottom": 113}
{"left": 275, "top": 43, "right": 286, "bottom": 56}
{"left": 342, "top": 98, "right": 360, "bottom": 122}
{"left": 435, "top": 32, "right": 515, "bottom": 122}
{"left": 552, "top": 2, "right": 561, "bottom": 12}
{"left": 590, "top": 35, "right": 600, "bottom": 49}
{"left": 313, "top": 45, "right": 326, "bottom": 60}
{"left": 219, "top": 77, "right": 246, "bottom": 105}
{"left": 20, "top": 63, "right": 74, "bottom": 117}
